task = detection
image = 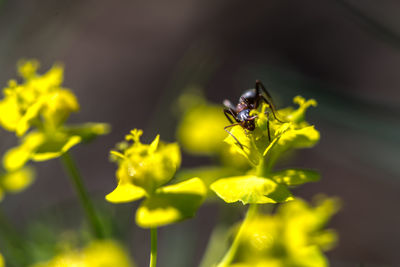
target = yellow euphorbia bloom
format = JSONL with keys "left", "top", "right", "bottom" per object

{"left": 31, "top": 240, "right": 134, "bottom": 267}
{"left": 110, "top": 129, "right": 181, "bottom": 194}
{"left": 176, "top": 90, "right": 249, "bottom": 170}
{"left": 224, "top": 96, "right": 319, "bottom": 166}
{"left": 0, "top": 59, "right": 109, "bottom": 197}
{"left": 0, "top": 60, "right": 79, "bottom": 136}
{"left": 106, "top": 129, "right": 206, "bottom": 228}
{"left": 0, "top": 166, "right": 35, "bottom": 201}
{"left": 232, "top": 197, "right": 340, "bottom": 267}
{"left": 211, "top": 97, "right": 321, "bottom": 205}
{"left": 0, "top": 252, "right": 4, "bottom": 267}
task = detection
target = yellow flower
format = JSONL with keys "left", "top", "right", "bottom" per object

{"left": 233, "top": 197, "right": 340, "bottom": 267}
{"left": 0, "top": 166, "right": 35, "bottom": 202}
{"left": 106, "top": 129, "right": 206, "bottom": 228}
{"left": 211, "top": 97, "right": 321, "bottom": 205}
{"left": 31, "top": 240, "right": 134, "bottom": 267}
{"left": 225, "top": 96, "right": 320, "bottom": 166}
{"left": 0, "top": 60, "right": 79, "bottom": 136}
{"left": 176, "top": 90, "right": 249, "bottom": 169}
{"left": 177, "top": 91, "right": 228, "bottom": 155}
{"left": 0, "top": 59, "right": 109, "bottom": 195}
{"left": 0, "top": 252, "right": 4, "bottom": 267}
{"left": 111, "top": 129, "right": 181, "bottom": 194}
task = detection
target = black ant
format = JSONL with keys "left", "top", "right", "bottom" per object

{"left": 223, "top": 80, "right": 284, "bottom": 148}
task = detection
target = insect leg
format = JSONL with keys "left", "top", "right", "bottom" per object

{"left": 255, "top": 80, "right": 284, "bottom": 123}
{"left": 266, "top": 118, "right": 271, "bottom": 142}
{"left": 224, "top": 108, "right": 236, "bottom": 124}
{"left": 224, "top": 123, "right": 244, "bottom": 149}
{"left": 248, "top": 111, "right": 271, "bottom": 142}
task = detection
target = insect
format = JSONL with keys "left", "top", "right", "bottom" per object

{"left": 223, "top": 80, "right": 283, "bottom": 148}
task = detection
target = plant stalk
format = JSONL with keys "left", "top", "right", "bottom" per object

{"left": 216, "top": 204, "right": 258, "bottom": 267}
{"left": 60, "top": 151, "right": 104, "bottom": 239}
{"left": 150, "top": 228, "right": 158, "bottom": 267}
{"left": 0, "top": 208, "right": 30, "bottom": 266}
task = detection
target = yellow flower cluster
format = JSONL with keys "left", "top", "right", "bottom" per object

{"left": 232, "top": 197, "right": 340, "bottom": 267}
{"left": 176, "top": 90, "right": 251, "bottom": 173}
{"left": 106, "top": 129, "right": 206, "bottom": 228}
{"left": 0, "top": 60, "right": 109, "bottom": 200}
{"left": 210, "top": 96, "right": 320, "bottom": 205}
{"left": 224, "top": 96, "right": 319, "bottom": 167}
{"left": 0, "top": 60, "right": 79, "bottom": 136}
{"left": 0, "top": 166, "right": 35, "bottom": 201}
{"left": 31, "top": 240, "right": 134, "bottom": 267}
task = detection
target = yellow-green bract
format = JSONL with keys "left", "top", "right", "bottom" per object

{"left": 31, "top": 240, "right": 134, "bottom": 267}
{"left": 0, "top": 60, "right": 109, "bottom": 199}
{"left": 230, "top": 197, "right": 340, "bottom": 267}
{"left": 106, "top": 129, "right": 207, "bottom": 228}
{"left": 211, "top": 96, "right": 321, "bottom": 205}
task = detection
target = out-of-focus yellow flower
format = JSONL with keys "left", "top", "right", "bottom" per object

{"left": 110, "top": 129, "right": 181, "bottom": 194}
{"left": 0, "top": 166, "right": 35, "bottom": 201}
{"left": 106, "top": 129, "right": 206, "bottom": 228}
{"left": 0, "top": 60, "right": 110, "bottom": 191}
{"left": 31, "top": 240, "right": 134, "bottom": 267}
{"left": 0, "top": 60, "right": 79, "bottom": 136}
{"left": 176, "top": 90, "right": 250, "bottom": 170}
{"left": 0, "top": 252, "right": 4, "bottom": 267}
{"left": 1, "top": 122, "right": 110, "bottom": 172}
{"left": 177, "top": 92, "right": 227, "bottom": 155}
{"left": 232, "top": 197, "right": 340, "bottom": 267}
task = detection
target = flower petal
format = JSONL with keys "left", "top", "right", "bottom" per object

{"left": 105, "top": 183, "right": 146, "bottom": 203}
{"left": 210, "top": 175, "right": 293, "bottom": 205}
{"left": 135, "top": 178, "right": 206, "bottom": 228}
{"left": 1, "top": 166, "right": 35, "bottom": 193}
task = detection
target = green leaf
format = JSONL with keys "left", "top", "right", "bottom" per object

{"left": 271, "top": 169, "right": 320, "bottom": 186}
{"left": 105, "top": 182, "right": 146, "bottom": 203}
{"left": 135, "top": 178, "right": 206, "bottom": 228}
{"left": 210, "top": 176, "right": 293, "bottom": 205}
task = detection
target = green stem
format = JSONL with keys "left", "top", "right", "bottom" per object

{"left": 149, "top": 228, "right": 158, "bottom": 267}
{"left": 60, "top": 152, "right": 104, "bottom": 239}
{"left": 216, "top": 204, "right": 258, "bottom": 267}
{"left": 0, "top": 208, "right": 30, "bottom": 266}
{"left": 257, "top": 154, "right": 271, "bottom": 177}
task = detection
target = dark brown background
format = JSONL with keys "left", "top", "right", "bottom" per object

{"left": 0, "top": 0, "right": 399, "bottom": 266}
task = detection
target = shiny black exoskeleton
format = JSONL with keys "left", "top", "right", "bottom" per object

{"left": 223, "top": 80, "right": 283, "bottom": 148}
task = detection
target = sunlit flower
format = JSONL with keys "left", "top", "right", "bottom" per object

{"left": 0, "top": 252, "right": 4, "bottom": 267}
{"left": 231, "top": 197, "right": 340, "bottom": 267}
{"left": 0, "top": 60, "right": 79, "bottom": 136}
{"left": 211, "top": 96, "right": 320, "bottom": 205}
{"left": 0, "top": 60, "right": 110, "bottom": 176}
{"left": 224, "top": 96, "right": 319, "bottom": 166}
{"left": 106, "top": 129, "right": 206, "bottom": 228}
{"left": 31, "top": 240, "right": 134, "bottom": 267}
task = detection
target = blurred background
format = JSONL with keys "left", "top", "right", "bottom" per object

{"left": 0, "top": 0, "right": 399, "bottom": 266}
